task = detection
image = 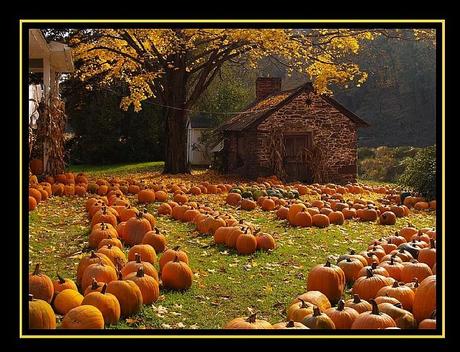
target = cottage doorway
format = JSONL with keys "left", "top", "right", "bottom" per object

{"left": 283, "top": 132, "right": 312, "bottom": 182}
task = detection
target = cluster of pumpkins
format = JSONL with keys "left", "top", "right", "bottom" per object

{"left": 224, "top": 224, "right": 437, "bottom": 330}
{"left": 29, "top": 189, "right": 195, "bottom": 329}
{"left": 276, "top": 196, "right": 412, "bottom": 228}
{"left": 154, "top": 193, "right": 277, "bottom": 256}
{"left": 28, "top": 172, "right": 90, "bottom": 211}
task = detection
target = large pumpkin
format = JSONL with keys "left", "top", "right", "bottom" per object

{"left": 161, "top": 256, "right": 193, "bottom": 290}
{"left": 413, "top": 275, "right": 436, "bottom": 323}
{"left": 307, "top": 261, "right": 345, "bottom": 305}
{"left": 106, "top": 273, "right": 143, "bottom": 318}
{"left": 81, "top": 284, "right": 121, "bottom": 325}
{"left": 124, "top": 212, "right": 152, "bottom": 246}
{"left": 124, "top": 266, "right": 160, "bottom": 304}
{"left": 29, "top": 294, "right": 56, "bottom": 329}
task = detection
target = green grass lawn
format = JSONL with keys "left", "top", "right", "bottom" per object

{"left": 28, "top": 162, "right": 436, "bottom": 329}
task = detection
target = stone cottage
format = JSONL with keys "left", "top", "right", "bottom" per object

{"left": 216, "top": 77, "right": 369, "bottom": 183}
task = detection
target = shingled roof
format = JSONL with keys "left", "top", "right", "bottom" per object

{"left": 218, "top": 82, "right": 369, "bottom": 132}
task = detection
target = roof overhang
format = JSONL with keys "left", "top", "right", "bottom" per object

{"left": 28, "top": 29, "right": 74, "bottom": 73}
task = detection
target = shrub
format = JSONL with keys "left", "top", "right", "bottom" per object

{"left": 398, "top": 146, "right": 436, "bottom": 200}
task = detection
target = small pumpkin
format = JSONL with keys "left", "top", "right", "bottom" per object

{"left": 344, "top": 294, "right": 372, "bottom": 313}
{"left": 287, "top": 298, "right": 315, "bottom": 322}
{"left": 272, "top": 320, "right": 309, "bottom": 329}
{"left": 224, "top": 313, "right": 273, "bottom": 329}
{"left": 53, "top": 289, "right": 84, "bottom": 315}
{"left": 376, "top": 281, "right": 415, "bottom": 311}
{"left": 351, "top": 300, "right": 396, "bottom": 329}
{"left": 61, "top": 305, "right": 105, "bottom": 329}
{"left": 142, "top": 228, "right": 167, "bottom": 253}
{"left": 76, "top": 251, "right": 115, "bottom": 288}
{"left": 302, "top": 306, "right": 336, "bottom": 329}
{"left": 236, "top": 230, "right": 257, "bottom": 255}
{"left": 377, "top": 302, "right": 417, "bottom": 329}
{"left": 352, "top": 268, "right": 394, "bottom": 301}
{"left": 324, "top": 299, "right": 359, "bottom": 329}
{"left": 81, "top": 261, "right": 118, "bottom": 291}
{"left": 159, "top": 246, "right": 189, "bottom": 271}
{"left": 53, "top": 274, "right": 78, "bottom": 294}
{"left": 29, "top": 264, "right": 54, "bottom": 303}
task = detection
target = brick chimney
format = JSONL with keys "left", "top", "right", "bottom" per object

{"left": 256, "top": 77, "right": 282, "bottom": 100}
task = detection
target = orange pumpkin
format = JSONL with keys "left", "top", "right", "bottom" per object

{"left": 307, "top": 261, "right": 345, "bottom": 305}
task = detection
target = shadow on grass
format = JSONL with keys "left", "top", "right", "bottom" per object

{"left": 67, "top": 161, "right": 165, "bottom": 177}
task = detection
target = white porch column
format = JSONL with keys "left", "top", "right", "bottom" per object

{"left": 42, "top": 55, "right": 50, "bottom": 172}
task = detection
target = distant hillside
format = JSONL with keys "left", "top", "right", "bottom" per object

{"left": 257, "top": 36, "right": 436, "bottom": 147}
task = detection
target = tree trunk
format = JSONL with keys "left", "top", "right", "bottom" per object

{"left": 162, "top": 59, "right": 191, "bottom": 174}
{"left": 163, "top": 107, "right": 190, "bottom": 174}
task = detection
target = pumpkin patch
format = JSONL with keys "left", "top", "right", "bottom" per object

{"left": 28, "top": 168, "right": 437, "bottom": 331}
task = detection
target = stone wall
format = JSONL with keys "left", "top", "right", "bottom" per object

{"left": 225, "top": 90, "right": 359, "bottom": 184}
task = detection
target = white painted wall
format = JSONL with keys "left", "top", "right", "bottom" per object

{"left": 187, "top": 127, "right": 211, "bottom": 165}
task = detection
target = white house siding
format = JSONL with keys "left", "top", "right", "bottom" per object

{"left": 187, "top": 127, "right": 211, "bottom": 165}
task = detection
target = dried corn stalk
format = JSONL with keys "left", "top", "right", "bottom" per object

{"left": 299, "top": 145, "right": 326, "bottom": 183}
{"left": 35, "top": 96, "right": 67, "bottom": 175}
{"left": 269, "top": 129, "right": 287, "bottom": 181}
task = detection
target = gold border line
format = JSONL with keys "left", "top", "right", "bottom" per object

{"left": 19, "top": 19, "right": 23, "bottom": 337}
{"left": 20, "top": 19, "right": 445, "bottom": 24}
{"left": 20, "top": 19, "right": 445, "bottom": 339}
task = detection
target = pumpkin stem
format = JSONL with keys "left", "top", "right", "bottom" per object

{"left": 246, "top": 313, "right": 257, "bottom": 323}
{"left": 371, "top": 262, "right": 378, "bottom": 270}
{"left": 353, "top": 294, "right": 361, "bottom": 303}
{"left": 90, "top": 278, "right": 99, "bottom": 290}
{"left": 392, "top": 281, "right": 399, "bottom": 288}
{"left": 313, "top": 306, "right": 321, "bottom": 317}
{"left": 430, "top": 239, "right": 436, "bottom": 248}
{"left": 286, "top": 320, "right": 295, "bottom": 328}
{"left": 173, "top": 245, "right": 181, "bottom": 251}
{"left": 394, "top": 303, "right": 403, "bottom": 309}
{"left": 137, "top": 266, "right": 145, "bottom": 277}
{"left": 90, "top": 251, "right": 98, "bottom": 259}
{"left": 33, "top": 263, "right": 40, "bottom": 275}
{"left": 29, "top": 293, "right": 34, "bottom": 301}
{"left": 325, "top": 260, "right": 331, "bottom": 267}
{"left": 366, "top": 268, "right": 374, "bottom": 278}
{"left": 173, "top": 255, "right": 180, "bottom": 263}
{"left": 370, "top": 300, "right": 380, "bottom": 315}
{"left": 390, "top": 257, "right": 394, "bottom": 265}
{"left": 101, "top": 283, "right": 108, "bottom": 294}
{"left": 298, "top": 298, "right": 308, "bottom": 308}
{"left": 135, "top": 253, "right": 142, "bottom": 263}
{"left": 57, "top": 273, "right": 65, "bottom": 284}
{"left": 346, "top": 257, "right": 352, "bottom": 263}
{"left": 350, "top": 249, "right": 356, "bottom": 255}
{"left": 337, "top": 299, "right": 345, "bottom": 311}
{"left": 154, "top": 227, "right": 160, "bottom": 234}
{"left": 413, "top": 278, "right": 419, "bottom": 288}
